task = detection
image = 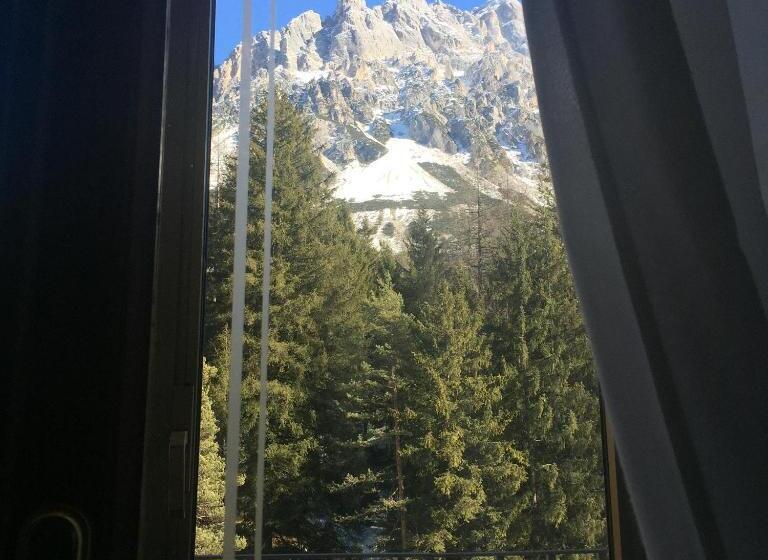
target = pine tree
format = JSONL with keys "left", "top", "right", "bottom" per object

{"left": 400, "top": 281, "right": 526, "bottom": 552}
{"left": 204, "top": 92, "right": 377, "bottom": 552}
{"left": 376, "top": 211, "right": 532, "bottom": 552}
{"left": 196, "top": 360, "right": 246, "bottom": 554}
{"left": 399, "top": 210, "right": 447, "bottom": 313}
{"left": 340, "top": 276, "right": 415, "bottom": 550}
{"left": 465, "top": 167, "right": 491, "bottom": 293}
{"left": 486, "top": 184, "right": 606, "bottom": 550}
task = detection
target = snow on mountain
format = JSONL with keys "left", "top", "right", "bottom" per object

{"left": 210, "top": 0, "right": 544, "bottom": 250}
{"left": 335, "top": 138, "right": 456, "bottom": 203}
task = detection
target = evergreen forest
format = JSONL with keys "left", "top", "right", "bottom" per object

{"left": 195, "top": 95, "right": 607, "bottom": 555}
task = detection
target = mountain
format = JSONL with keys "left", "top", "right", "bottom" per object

{"left": 210, "top": 0, "right": 544, "bottom": 250}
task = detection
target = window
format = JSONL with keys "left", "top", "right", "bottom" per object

{"left": 195, "top": 1, "right": 612, "bottom": 558}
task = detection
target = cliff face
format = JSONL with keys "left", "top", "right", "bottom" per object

{"left": 211, "top": 0, "right": 544, "bottom": 250}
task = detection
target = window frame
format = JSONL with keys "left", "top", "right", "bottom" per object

{"left": 134, "top": 1, "right": 631, "bottom": 557}
{"left": 137, "top": 0, "right": 215, "bottom": 557}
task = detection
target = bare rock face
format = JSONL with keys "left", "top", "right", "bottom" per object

{"left": 369, "top": 118, "right": 392, "bottom": 144}
{"left": 407, "top": 111, "right": 457, "bottom": 154}
{"left": 347, "top": 125, "right": 388, "bottom": 163}
{"left": 281, "top": 11, "right": 323, "bottom": 70}
{"left": 304, "top": 79, "right": 355, "bottom": 124}
{"left": 318, "top": 0, "right": 403, "bottom": 68}
{"left": 478, "top": 0, "right": 527, "bottom": 51}
{"left": 211, "top": 0, "right": 544, "bottom": 248}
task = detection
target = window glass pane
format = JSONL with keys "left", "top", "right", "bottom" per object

{"left": 198, "top": 1, "right": 610, "bottom": 557}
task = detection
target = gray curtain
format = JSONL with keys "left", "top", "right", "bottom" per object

{"left": 523, "top": 0, "right": 768, "bottom": 558}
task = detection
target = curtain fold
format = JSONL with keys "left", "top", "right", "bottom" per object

{"left": 523, "top": 1, "right": 768, "bottom": 558}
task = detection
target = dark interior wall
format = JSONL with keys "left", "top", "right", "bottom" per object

{"left": 1, "top": 0, "right": 168, "bottom": 556}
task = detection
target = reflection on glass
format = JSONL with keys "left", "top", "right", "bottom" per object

{"left": 198, "top": 0, "right": 608, "bottom": 557}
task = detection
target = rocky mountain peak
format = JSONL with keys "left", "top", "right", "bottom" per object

{"left": 285, "top": 10, "right": 322, "bottom": 35}
{"left": 211, "top": 0, "right": 544, "bottom": 250}
{"left": 382, "top": 0, "right": 430, "bottom": 11}
{"left": 334, "top": 0, "right": 368, "bottom": 17}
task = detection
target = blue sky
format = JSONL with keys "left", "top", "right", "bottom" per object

{"left": 214, "top": 0, "right": 485, "bottom": 64}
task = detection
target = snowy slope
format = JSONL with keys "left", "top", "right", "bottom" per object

{"left": 335, "top": 138, "right": 460, "bottom": 202}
